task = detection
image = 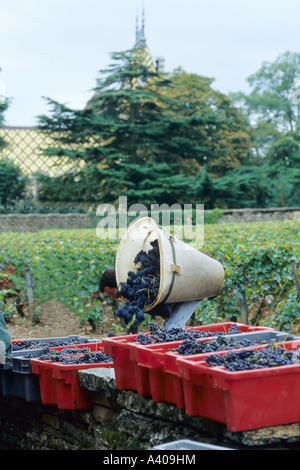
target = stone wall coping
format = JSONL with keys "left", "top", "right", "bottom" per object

{"left": 221, "top": 206, "right": 300, "bottom": 213}
{"left": 77, "top": 368, "right": 300, "bottom": 448}
{"left": 0, "top": 207, "right": 299, "bottom": 217}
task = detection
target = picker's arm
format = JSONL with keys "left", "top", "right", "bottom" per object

{"left": 163, "top": 300, "right": 202, "bottom": 329}
{"left": 147, "top": 300, "right": 202, "bottom": 329}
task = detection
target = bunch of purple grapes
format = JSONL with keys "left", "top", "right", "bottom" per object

{"left": 26, "top": 346, "right": 113, "bottom": 365}
{"left": 12, "top": 339, "right": 77, "bottom": 351}
{"left": 135, "top": 322, "right": 243, "bottom": 345}
{"left": 205, "top": 345, "right": 300, "bottom": 371}
{"left": 174, "top": 335, "right": 264, "bottom": 356}
{"left": 59, "top": 350, "right": 113, "bottom": 365}
{"left": 135, "top": 322, "right": 215, "bottom": 345}
{"left": 115, "top": 240, "right": 160, "bottom": 329}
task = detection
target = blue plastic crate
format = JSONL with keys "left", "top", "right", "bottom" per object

{"left": 0, "top": 366, "right": 41, "bottom": 402}
{"left": 151, "top": 439, "right": 234, "bottom": 450}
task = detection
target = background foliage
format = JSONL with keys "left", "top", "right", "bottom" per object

{"left": 0, "top": 219, "right": 298, "bottom": 333}
{"left": 1, "top": 51, "right": 300, "bottom": 210}
{"left": 0, "top": 52, "right": 299, "bottom": 334}
{"left": 33, "top": 49, "right": 300, "bottom": 209}
{"left": 0, "top": 158, "right": 28, "bottom": 209}
{"left": 0, "top": 68, "right": 9, "bottom": 154}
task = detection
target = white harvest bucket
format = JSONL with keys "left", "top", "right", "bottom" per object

{"left": 115, "top": 217, "right": 224, "bottom": 311}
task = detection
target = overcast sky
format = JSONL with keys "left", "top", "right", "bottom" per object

{"left": 0, "top": 0, "right": 299, "bottom": 126}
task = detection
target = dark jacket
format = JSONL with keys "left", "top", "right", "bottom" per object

{"left": 148, "top": 303, "right": 175, "bottom": 319}
{"left": 0, "top": 310, "right": 11, "bottom": 354}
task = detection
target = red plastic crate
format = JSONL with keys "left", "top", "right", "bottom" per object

{"left": 30, "top": 359, "right": 57, "bottom": 405}
{"left": 30, "top": 342, "right": 113, "bottom": 410}
{"left": 102, "top": 332, "right": 151, "bottom": 395}
{"left": 176, "top": 340, "right": 300, "bottom": 432}
{"left": 134, "top": 340, "right": 194, "bottom": 408}
{"left": 51, "top": 361, "right": 107, "bottom": 410}
{"left": 102, "top": 322, "right": 273, "bottom": 396}
{"left": 132, "top": 329, "right": 282, "bottom": 408}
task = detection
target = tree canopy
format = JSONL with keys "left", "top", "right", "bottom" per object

{"left": 35, "top": 49, "right": 300, "bottom": 209}
{"left": 231, "top": 51, "right": 300, "bottom": 132}
{"left": 37, "top": 49, "right": 252, "bottom": 207}
{"left": 0, "top": 68, "right": 9, "bottom": 154}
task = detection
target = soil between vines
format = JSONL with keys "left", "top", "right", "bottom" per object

{"left": 6, "top": 300, "right": 107, "bottom": 340}
{"left": 5, "top": 299, "right": 300, "bottom": 341}
{"left": 5, "top": 299, "right": 164, "bottom": 341}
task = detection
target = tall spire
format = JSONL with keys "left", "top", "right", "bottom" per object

{"left": 135, "top": 4, "right": 146, "bottom": 48}
{"left": 141, "top": 6, "right": 145, "bottom": 38}
{"left": 135, "top": 10, "right": 139, "bottom": 43}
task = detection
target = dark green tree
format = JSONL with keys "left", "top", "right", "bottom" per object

{"left": 38, "top": 49, "right": 252, "bottom": 207}
{"left": 231, "top": 51, "right": 300, "bottom": 133}
{"left": 163, "top": 68, "right": 253, "bottom": 177}
{"left": 0, "top": 68, "right": 9, "bottom": 153}
{"left": 0, "top": 71, "right": 28, "bottom": 209}
{"left": 228, "top": 52, "right": 300, "bottom": 207}
{"left": 230, "top": 51, "right": 300, "bottom": 162}
{"left": 266, "top": 134, "right": 300, "bottom": 167}
{"left": 0, "top": 158, "right": 28, "bottom": 209}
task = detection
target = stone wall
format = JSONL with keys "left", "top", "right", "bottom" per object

{"left": 0, "top": 368, "right": 299, "bottom": 451}
{"left": 0, "top": 207, "right": 299, "bottom": 232}
{"left": 217, "top": 207, "right": 300, "bottom": 224}
{"left": 0, "top": 213, "right": 93, "bottom": 232}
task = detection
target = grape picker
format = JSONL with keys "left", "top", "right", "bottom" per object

{"left": 99, "top": 240, "right": 206, "bottom": 334}
{"left": 99, "top": 240, "right": 176, "bottom": 334}
{"left": 0, "top": 309, "right": 12, "bottom": 354}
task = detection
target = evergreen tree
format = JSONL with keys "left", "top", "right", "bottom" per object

{"left": 0, "top": 68, "right": 9, "bottom": 153}
{"left": 163, "top": 68, "right": 253, "bottom": 176}
{"left": 37, "top": 49, "right": 228, "bottom": 206}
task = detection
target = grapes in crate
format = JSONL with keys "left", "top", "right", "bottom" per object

{"left": 205, "top": 344, "right": 300, "bottom": 371}
{"left": 25, "top": 347, "right": 113, "bottom": 365}
{"left": 12, "top": 338, "right": 78, "bottom": 351}
{"left": 134, "top": 322, "right": 242, "bottom": 345}
{"left": 174, "top": 335, "right": 265, "bottom": 356}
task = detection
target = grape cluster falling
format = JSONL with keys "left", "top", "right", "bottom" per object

{"left": 115, "top": 239, "right": 160, "bottom": 329}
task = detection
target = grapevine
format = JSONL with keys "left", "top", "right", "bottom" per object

{"left": 0, "top": 220, "right": 298, "bottom": 331}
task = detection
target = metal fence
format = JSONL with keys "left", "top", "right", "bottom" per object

{"left": 0, "top": 126, "right": 83, "bottom": 176}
